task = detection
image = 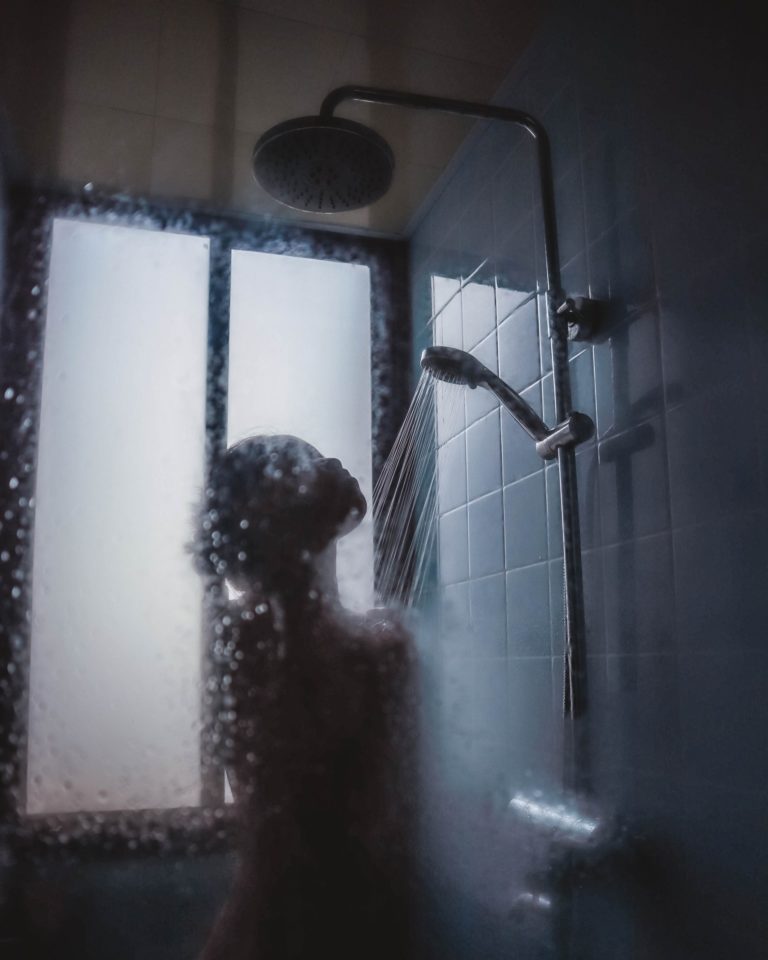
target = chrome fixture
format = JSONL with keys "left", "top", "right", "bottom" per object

{"left": 421, "top": 346, "right": 593, "bottom": 460}
{"left": 253, "top": 115, "right": 394, "bottom": 213}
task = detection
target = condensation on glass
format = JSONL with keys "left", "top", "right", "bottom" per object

{"left": 26, "top": 219, "right": 210, "bottom": 815}
{"left": 227, "top": 250, "right": 373, "bottom": 612}
{"left": 25, "top": 224, "right": 375, "bottom": 817}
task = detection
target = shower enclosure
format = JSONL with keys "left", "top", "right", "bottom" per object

{"left": 253, "top": 85, "right": 601, "bottom": 789}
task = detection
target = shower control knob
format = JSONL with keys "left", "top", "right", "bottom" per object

{"left": 557, "top": 297, "right": 602, "bottom": 341}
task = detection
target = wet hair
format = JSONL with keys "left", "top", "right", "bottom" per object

{"left": 197, "top": 435, "right": 365, "bottom": 591}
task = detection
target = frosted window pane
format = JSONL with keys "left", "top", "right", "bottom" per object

{"left": 27, "top": 219, "right": 210, "bottom": 814}
{"left": 228, "top": 251, "right": 373, "bottom": 612}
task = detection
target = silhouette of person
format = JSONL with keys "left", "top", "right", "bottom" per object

{"left": 196, "top": 435, "right": 416, "bottom": 960}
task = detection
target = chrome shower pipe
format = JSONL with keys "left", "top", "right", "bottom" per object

{"left": 322, "top": 86, "right": 589, "bottom": 771}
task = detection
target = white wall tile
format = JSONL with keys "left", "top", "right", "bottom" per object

{"left": 150, "top": 117, "right": 215, "bottom": 201}
{"left": 156, "top": 0, "right": 221, "bottom": 126}
{"left": 65, "top": 0, "right": 161, "bottom": 115}
{"left": 58, "top": 101, "right": 154, "bottom": 193}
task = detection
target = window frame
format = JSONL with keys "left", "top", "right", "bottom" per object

{"left": 0, "top": 184, "right": 410, "bottom": 859}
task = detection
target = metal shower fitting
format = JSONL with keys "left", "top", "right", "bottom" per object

{"left": 421, "top": 346, "right": 594, "bottom": 460}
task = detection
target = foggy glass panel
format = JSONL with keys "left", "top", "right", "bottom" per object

{"left": 228, "top": 251, "right": 373, "bottom": 612}
{"left": 26, "top": 219, "right": 210, "bottom": 815}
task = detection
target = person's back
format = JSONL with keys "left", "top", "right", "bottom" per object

{"left": 197, "top": 436, "right": 416, "bottom": 960}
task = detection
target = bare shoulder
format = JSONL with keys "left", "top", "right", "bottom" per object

{"left": 361, "top": 607, "right": 413, "bottom": 664}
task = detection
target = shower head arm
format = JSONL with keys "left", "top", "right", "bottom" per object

{"left": 480, "top": 372, "right": 550, "bottom": 443}
{"left": 320, "top": 85, "right": 542, "bottom": 139}
{"left": 320, "top": 85, "right": 563, "bottom": 307}
{"left": 479, "top": 372, "right": 594, "bottom": 459}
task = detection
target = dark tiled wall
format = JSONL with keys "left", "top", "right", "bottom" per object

{"left": 410, "top": 2, "right": 768, "bottom": 957}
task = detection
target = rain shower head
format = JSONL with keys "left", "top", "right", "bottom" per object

{"left": 252, "top": 116, "right": 394, "bottom": 213}
{"left": 421, "top": 346, "right": 490, "bottom": 387}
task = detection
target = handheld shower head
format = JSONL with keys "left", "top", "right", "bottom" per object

{"left": 421, "top": 346, "right": 593, "bottom": 457}
{"left": 422, "top": 346, "right": 549, "bottom": 443}
{"left": 420, "top": 345, "right": 491, "bottom": 387}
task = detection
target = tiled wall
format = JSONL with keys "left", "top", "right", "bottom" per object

{"left": 410, "top": 2, "right": 768, "bottom": 957}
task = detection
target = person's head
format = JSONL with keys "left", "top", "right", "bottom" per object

{"left": 199, "top": 435, "right": 366, "bottom": 593}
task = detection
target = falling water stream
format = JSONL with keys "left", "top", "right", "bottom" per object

{"left": 373, "top": 372, "right": 463, "bottom": 607}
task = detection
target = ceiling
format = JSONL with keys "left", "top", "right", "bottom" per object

{"left": 231, "top": 0, "right": 543, "bottom": 234}
{"left": 1, "top": 0, "right": 545, "bottom": 237}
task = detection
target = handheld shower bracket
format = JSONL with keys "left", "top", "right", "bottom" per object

{"left": 535, "top": 412, "right": 594, "bottom": 460}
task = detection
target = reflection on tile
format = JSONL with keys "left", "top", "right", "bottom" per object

{"left": 435, "top": 381, "right": 466, "bottom": 447}
{"left": 433, "top": 276, "right": 462, "bottom": 329}
{"left": 497, "top": 297, "right": 540, "bottom": 390}
{"left": 538, "top": 295, "right": 553, "bottom": 374}
{"left": 501, "top": 381, "right": 543, "bottom": 484}
{"left": 569, "top": 348, "right": 596, "bottom": 426}
{"left": 468, "top": 491, "right": 504, "bottom": 578}
{"left": 439, "top": 582, "right": 471, "bottom": 659}
{"left": 466, "top": 409, "right": 502, "bottom": 501}
{"left": 470, "top": 574, "right": 507, "bottom": 658}
{"left": 439, "top": 507, "right": 468, "bottom": 585}
{"left": 506, "top": 562, "right": 550, "bottom": 656}
{"left": 495, "top": 218, "right": 537, "bottom": 312}
{"left": 437, "top": 433, "right": 467, "bottom": 515}
{"left": 504, "top": 473, "right": 547, "bottom": 568}
{"left": 466, "top": 333, "right": 499, "bottom": 425}
{"left": 461, "top": 276, "right": 496, "bottom": 350}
